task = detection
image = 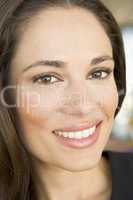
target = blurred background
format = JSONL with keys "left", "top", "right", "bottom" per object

{"left": 101, "top": 0, "right": 133, "bottom": 152}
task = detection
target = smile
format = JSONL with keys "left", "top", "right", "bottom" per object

{"left": 54, "top": 126, "right": 96, "bottom": 139}
{"left": 53, "top": 121, "right": 102, "bottom": 149}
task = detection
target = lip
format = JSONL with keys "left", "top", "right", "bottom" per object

{"left": 53, "top": 120, "right": 102, "bottom": 132}
{"left": 53, "top": 121, "right": 102, "bottom": 149}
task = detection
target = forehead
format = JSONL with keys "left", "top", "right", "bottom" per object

{"left": 11, "top": 7, "right": 112, "bottom": 71}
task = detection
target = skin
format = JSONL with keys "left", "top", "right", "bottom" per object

{"left": 9, "top": 7, "right": 118, "bottom": 200}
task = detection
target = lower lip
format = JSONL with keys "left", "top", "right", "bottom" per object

{"left": 53, "top": 122, "right": 102, "bottom": 149}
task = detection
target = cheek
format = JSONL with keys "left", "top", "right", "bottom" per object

{"left": 16, "top": 86, "right": 61, "bottom": 127}
{"left": 16, "top": 80, "right": 118, "bottom": 127}
{"left": 97, "top": 83, "right": 118, "bottom": 117}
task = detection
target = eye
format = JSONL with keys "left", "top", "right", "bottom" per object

{"left": 32, "top": 73, "right": 62, "bottom": 85}
{"left": 88, "top": 68, "right": 113, "bottom": 80}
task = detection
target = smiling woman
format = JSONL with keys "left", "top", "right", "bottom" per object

{"left": 0, "top": 0, "right": 131, "bottom": 200}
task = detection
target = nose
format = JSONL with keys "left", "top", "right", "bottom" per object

{"left": 60, "top": 81, "right": 97, "bottom": 117}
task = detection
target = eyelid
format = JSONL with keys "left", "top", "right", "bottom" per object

{"left": 31, "top": 66, "right": 113, "bottom": 84}
{"left": 31, "top": 72, "right": 62, "bottom": 84}
{"left": 88, "top": 67, "right": 113, "bottom": 80}
{"left": 89, "top": 66, "right": 114, "bottom": 73}
{"left": 90, "top": 67, "right": 113, "bottom": 74}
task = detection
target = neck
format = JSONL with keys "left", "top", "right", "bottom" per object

{"left": 32, "top": 156, "right": 112, "bottom": 200}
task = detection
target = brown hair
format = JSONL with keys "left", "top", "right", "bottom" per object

{"left": 0, "top": 0, "right": 126, "bottom": 199}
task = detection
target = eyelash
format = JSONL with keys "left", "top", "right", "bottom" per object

{"left": 31, "top": 68, "right": 113, "bottom": 85}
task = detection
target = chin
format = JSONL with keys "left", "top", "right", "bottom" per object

{"left": 56, "top": 150, "right": 102, "bottom": 172}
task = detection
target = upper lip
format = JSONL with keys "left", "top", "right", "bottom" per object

{"left": 54, "top": 120, "right": 102, "bottom": 132}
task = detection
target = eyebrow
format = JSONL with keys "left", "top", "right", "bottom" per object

{"left": 22, "top": 55, "right": 114, "bottom": 73}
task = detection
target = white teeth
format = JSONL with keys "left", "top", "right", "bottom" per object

{"left": 74, "top": 132, "right": 82, "bottom": 139}
{"left": 64, "top": 132, "right": 68, "bottom": 137}
{"left": 69, "top": 132, "right": 74, "bottom": 138}
{"left": 82, "top": 130, "right": 91, "bottom": 138}
{"left": 54, "top": 126, "right": 96, "bottom": 139}
{"left": 88, "top": 126, "right": 96, "bottom": 135}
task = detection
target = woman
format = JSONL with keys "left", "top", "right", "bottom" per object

{"left": 0, "top": 0, "right": 132, "bottom": 199}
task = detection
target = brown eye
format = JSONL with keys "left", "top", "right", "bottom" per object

{"left": 88, "top": 69, "right": 112, "bottom": 80}
{"left": 32, "top": 74, "right": 61, "bottom": 85}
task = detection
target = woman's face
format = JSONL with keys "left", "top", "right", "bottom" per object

{"left": 10, "top": 7, "right": 118, "bottom": 171}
